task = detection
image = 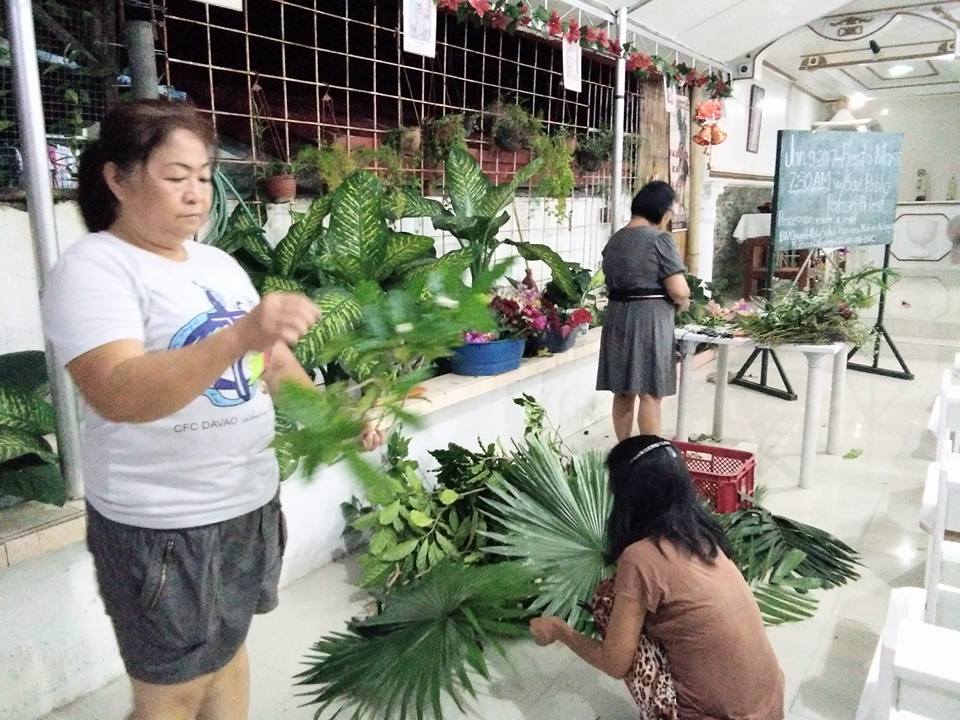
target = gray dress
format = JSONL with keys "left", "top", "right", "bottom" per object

{"left": 596, "top": 226, "right": 686, "bottom": 397}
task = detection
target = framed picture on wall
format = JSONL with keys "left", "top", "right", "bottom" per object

{"left": 746, "top": 84, "right": 764, "bottom": 154}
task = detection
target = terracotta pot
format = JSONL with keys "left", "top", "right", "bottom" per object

{"left": 264, "top": 173, "right": 297, "bottom": 203}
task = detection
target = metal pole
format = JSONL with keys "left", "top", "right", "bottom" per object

{"left": 124, "top": 20, "right": 159, "bottom": 100}
{"left": 8, "top": 0, "right": 85, "bottom": 496}
{"left": 610, "top": 6, "right": 628, "bottom": 229}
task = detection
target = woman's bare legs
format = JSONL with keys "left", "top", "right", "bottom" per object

{"left": 637, "top": 394, "right": 662, "bottom": 436}
{"left": 613, "top": 394, "right": 637, "bottom": 441}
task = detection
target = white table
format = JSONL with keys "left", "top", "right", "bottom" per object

{"left": 675, "top": 328, "right": 847, "bottom": 489}
{"left": 732, "top": 213, "right": 772, "bottom": 243}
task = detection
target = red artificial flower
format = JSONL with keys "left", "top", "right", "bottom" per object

{"left": 596, "top": 29, "right": 609, "bottom": 47}
{"left": 438, "top": 0, "right": 460, "bottom": 11}
{"left": 571, "top": 308, "right": 592, "bottom": 326}
{"left": 607, "top": 39, "right": 622, "bottom": 56}
{"left": 547, "top": 10, "right": 563, "bottom": 36}
{"left": 566, "top": 19, "right": 581, "bottom": 43}
{"left": 519, "top": 3, "right": 532, "bottom": 25}
{"left": 626, "top": 53, "right": 652, "bottom": 73}
{"left": 490, "top": 9, "right": 510, "bottom": 30}
{"left": 468, "top": 0, "right": 492, "bottom": 18}
{"left": 584, "top": 26, "right": 600, "bottom": 44}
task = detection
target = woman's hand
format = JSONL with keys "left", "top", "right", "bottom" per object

{"left": 360, "top": 423, "right": 385, "bottom": 452}
{"left": 529, "top": 616, "right": 568, "bottom": 646}
{"left": 235, "top": 293, "right": 320, "bottom": 353}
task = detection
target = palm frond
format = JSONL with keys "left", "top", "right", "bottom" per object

{"left": 719, "top": 506, "right": 861, "bottom": 589}
{"left": 296, "top": 562, "right": 534, "bottom": 720}
{"left": 482, "top": 437, "right": 612, "bottom": 631}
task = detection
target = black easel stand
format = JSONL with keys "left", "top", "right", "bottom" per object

{"left": 731, "top": 346, "right": 798, "bottom": 401}
{"left": 847, "top": 244, "right": 914, "bottom": 380}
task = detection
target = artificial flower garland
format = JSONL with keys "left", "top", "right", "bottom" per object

{"left": 434, "top": 0, "right": 733, "bottom": 98}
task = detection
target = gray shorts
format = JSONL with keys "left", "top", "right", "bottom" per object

{"left": 85, "top": 493, "right": 286, "bottom": 685}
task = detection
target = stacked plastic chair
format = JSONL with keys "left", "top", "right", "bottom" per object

{"left": 857, "top": 366, "right": 960, "bottom": 720}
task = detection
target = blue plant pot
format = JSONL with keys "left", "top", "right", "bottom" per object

{"left": 545, "top": 330, "right": 577, "bottom": 354}
{"left": 451, "top": 338, "right": 525, "bottom": 376}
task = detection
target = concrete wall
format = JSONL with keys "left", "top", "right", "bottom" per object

{"left": 709, "top": 68, "right": 828, "bottom": 179}
{"left": 868, "top": 94, "right": 960, "bottom": 203}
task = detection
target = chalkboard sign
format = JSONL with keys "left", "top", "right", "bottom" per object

{"left": 772, "top": 130, "right": 903, "bottom": 251}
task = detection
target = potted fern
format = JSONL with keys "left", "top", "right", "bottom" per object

{"left": 575, "top": 129, "right": 614, "bottom": 172}
{"left": 485, "top": 100, "right": 542, "bottom": 152}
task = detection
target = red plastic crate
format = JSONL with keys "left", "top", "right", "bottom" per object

{"left": 672, "top": 440, "right": 755, "bottom": 513}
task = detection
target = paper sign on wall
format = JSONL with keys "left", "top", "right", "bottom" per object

{"left": 664, "top": 77, "right": 677, "bottom": 114}
{"left": 191, "top": 0, "right": 243, "bottom": 10}
{"left": 403, "top": 0, "right": 438, "bottom": 59}
{"left": 562, "top": 39, "right": 582, "bottom": 93}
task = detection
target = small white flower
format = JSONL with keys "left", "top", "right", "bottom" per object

{"left": 434, "top": 294, "right": 460, "bottom": 309}
{"left": 395, "top": 322, "right": 414, "bottom": 334}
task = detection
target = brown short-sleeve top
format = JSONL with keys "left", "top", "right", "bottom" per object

{"left": 615, "top": 538, "right": 784, "bottom": 720}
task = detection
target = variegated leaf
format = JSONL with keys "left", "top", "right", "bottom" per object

{"left": 401, "top": 248, "right": 473, "bottom": 287}
{"left": 294, "top": 288, "right": 362, "bottom": 370}
{"left": 380, "top": 233, "right": 437, "bottom": 280}
{"left": 0, "top": 427, "right": 56, "bottom": 464}
{"left": 507, "top": 241, "right": 578, "bottom": 300}
{"left": 273, "top": 196, "right": 331, "bottom": 276}
{"left": 262, "top": 275, "right": 308, "bottom": 294}
{"left": 476, "top": 157, "right": 544, "bottom": 217}
{"left": 445, "top": 147, "right": 489, "bottom": 218}
{"left": 0, "top": 387, "right": 56, "bottom": 435}
{"left": 326, "top": 172, "right": 389, "bottom": 279}
{"left": 382, "top": 188, "right": 447, "bottom": 221}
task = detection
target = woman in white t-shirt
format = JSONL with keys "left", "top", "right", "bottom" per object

{"left": 42, "top": 99, "right": 381, "bottom": 720}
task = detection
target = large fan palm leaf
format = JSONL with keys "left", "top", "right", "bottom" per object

{"left": 296, "top": 562, "right": 534, "bottom": 720}
{"left": 482, "top": 438, "right": 611, "bottom": 630}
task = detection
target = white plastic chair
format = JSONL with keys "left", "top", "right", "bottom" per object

{"left": 925, "top": 369, "right": 960, "bottom": 624}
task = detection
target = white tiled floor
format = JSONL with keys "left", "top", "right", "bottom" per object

{"left": 45, "top": 349, "right": 949, "bottom": 720}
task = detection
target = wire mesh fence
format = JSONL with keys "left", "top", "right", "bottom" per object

{"left": 0, "top": 0, "right": 119, "bottom": 191}
{"left": 0, "top": 1, "right": 675, "bottom": 275}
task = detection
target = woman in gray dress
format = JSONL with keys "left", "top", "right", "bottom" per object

{"left": 597, "top": 181, "right": 690, "bottom": 439}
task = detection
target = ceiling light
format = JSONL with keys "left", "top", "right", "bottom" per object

{"left": 847, "top": 92, "right": 869, "bottom": 109}
{"left": 856, "top": 125, "right": 868, "bottom": 132}
{"left": 887, "top": 64, "right": 913, "bottom": 77}
{"left": 880, "top": 108, "right": 890, "bottom": 116}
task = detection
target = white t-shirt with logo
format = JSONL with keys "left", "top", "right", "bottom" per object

{"left": 42, "top": 232, "right": 279, "bottom": 529}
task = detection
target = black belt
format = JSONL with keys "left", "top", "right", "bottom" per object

{"left": 607, "top": 287, "right": 669, "bottom": 302}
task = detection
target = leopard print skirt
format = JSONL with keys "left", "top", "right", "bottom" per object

{"left": 591, "top": 576, "right": 679, "bottom": 720}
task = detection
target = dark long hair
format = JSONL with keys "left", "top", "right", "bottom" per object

{"left": 603, "top": 435, "right": 732, "bottom": 565}
{"left": 77, "top": 99, "right": 216, "bottom": 232}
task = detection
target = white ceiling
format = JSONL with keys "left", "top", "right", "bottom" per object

{"left": 564, "top": 0, "right": 960, "bottom": 99}
{"left": 761, "top": 1, "right": 960, "bottom": 100}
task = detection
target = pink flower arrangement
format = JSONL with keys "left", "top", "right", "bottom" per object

{"left": 547, "top": 10, "right": 564, "bottom": 36}
{"left": 468, "top": 0, "right": 492, "bottom": 18}
{"left": 438, "top": 0, "right": 460, "bottom": 11}
{"left": 695, "top": 99, "right": 724, "bottom": 124}
{"left": 546, "top": 306, "right": 593, "bottom": 338}
{"left": 489, "top": 9, "right": 510, "bottom": 30}
{"left": 626, "top": 53, "right": 653, "bottom": 73}
{"left": 565, "top": 19, "right": 581, "bottom": 43}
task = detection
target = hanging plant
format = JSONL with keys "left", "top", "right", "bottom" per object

{"left": 574, "top": 129, "right": 613, "bottom": 172}
{"left": 423, "top": 114, "right": 468, "bottom": 165}
{"left": 485, "top": 99, "right": 542, "bottom": 152}
{"left": 532, "top": 131, "right": 575, "bottom": 219}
